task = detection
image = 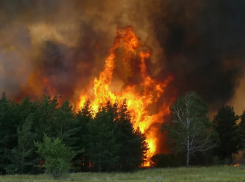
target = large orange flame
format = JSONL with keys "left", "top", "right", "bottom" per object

{"left": 78, "top": 26, "right": 173, "bottom": 166}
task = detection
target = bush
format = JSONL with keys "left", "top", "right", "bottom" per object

{"left": 150, "top": 153, "right": 182, "bottom": 167}
{"left": 5, "top": 164, "right": 18, "bottom": 174}
{"left": 35, "top": 135, "right": 75, "bottom": 179}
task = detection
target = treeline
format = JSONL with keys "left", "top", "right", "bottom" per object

{"left": 1, "top": 91, "right": 245, "bottom": 175}
{"left": 158, "top": 91, "right": 245, "bottom": 167}
{"left": 0, "top": 93, "right": 148, "bottom": 175}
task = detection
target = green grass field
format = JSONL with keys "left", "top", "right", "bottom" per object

{"left": 0, "top": 165, "right": 245, "bottom": 182}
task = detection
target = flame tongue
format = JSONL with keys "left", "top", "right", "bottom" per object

{"left": 79, "top": 26, "right": 172, "bottom": 166}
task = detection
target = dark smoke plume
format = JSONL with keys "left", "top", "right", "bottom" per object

{"left": 0, "top": 0, "right": 245, "bottom": 113}
{"left": 150, "top": 0, "right": 245, "bottom": 112}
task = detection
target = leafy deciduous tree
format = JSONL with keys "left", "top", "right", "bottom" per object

{"left": 35, "top": 135, "right": 75, "bottom": 179}
{"left": 163, "top": 91, "right": 216, "bottom": 167}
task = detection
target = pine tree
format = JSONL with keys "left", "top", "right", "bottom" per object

{"left": 115, "top": 100, "right": 148, "bottom": 170}
{"left": 33, "top": 95, "right": 59, "bottom": 140}
{"left": 53, "top": 99, "right": 85, "bottom": 172}
{"left": 7, "top": 114, "right": 36, "bottom": 174}
{"left": 213, "top": 105, "right": 240, "bottom": 164}
{"left": 52, "top": 99, "right": 76, "bottom": 139}
{"left": 0, "top": 93, "right": 19, "bottom": 174}
{"left": 18, "top": 97, "right": 38, "bottom": 125}
{"left": 87, "top": 105, "right": 120, "bottom": 172}
{"left": 73, "top": 100, "right": 92, "bottom": 172}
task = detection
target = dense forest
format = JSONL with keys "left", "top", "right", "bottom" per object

{"left": 1, "top": 91, "right": 245, "bottom": 177}
{"left": 0, "top": 93, "right": 148, "bottom": 175}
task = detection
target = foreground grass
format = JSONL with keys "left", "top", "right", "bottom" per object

{"left": 1, "top": 165, "right": 245, "bottom": 182}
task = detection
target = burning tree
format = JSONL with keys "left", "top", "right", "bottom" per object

{"left": 86, "top": 101, "right": 148, "bottom": 172}
{"left": 162, "top": 91, "right": 217, "bottom": 167}
{"left": 0, "top": 26, "right": 174, "bottom": 171}
{"left": 77, "top": 26, "right": 173, "bottom": 164}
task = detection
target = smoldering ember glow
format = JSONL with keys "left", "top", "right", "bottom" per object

{"left": 78, "top": 26, "right": 173, "bottom": 165}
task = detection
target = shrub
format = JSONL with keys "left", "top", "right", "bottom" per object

{"left": 35, "top": 135, "right": 75, "bottom": 179}
{"left": 150, "top": 153, "right": 181, "bottom": 167}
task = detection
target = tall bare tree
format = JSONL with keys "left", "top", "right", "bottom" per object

{"left": 163, "top": 91, "right": 217, "bottom": 167}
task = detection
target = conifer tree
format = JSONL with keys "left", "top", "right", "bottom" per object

{"left": 116, "top": 100, "right": 148, "bottom": 170}
{"left": 87, "top": 105, "right": 120, "bottom": 172}
{"left": 0, "top": 93, "right": 18, "bottom": 173}
{"left": 7, "top": 114, "right": 36, "bottom": 174}
{"left": 73, "top": 100, "right": 92, "bottom": 172}
{"left": 213, "top": 105, "right": 240, "bottom": 164}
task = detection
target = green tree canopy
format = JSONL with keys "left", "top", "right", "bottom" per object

{"left": 0, "top": 93, "right": 149, "bottom": 174}
{"left": 87, "top": 103, "right": 120, "bottom": 172}
{"left": 213, "top": 105, "right": 240, "bottom": 164}
{"left": 6, "top": 114, "right": 36, "bottom": 174}
{"left": 115, "top": 100, "right": 148, "bottom": 171}
{"left": 35, "top": 135, "right": 75, "bottom": 179}
{"left": 0, "top": 93, "right": 19, "bottom": 173}
{"left": 163, "top": 91, "right": 217, "bottom": 167}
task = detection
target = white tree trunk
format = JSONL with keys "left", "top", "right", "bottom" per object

{"left": 187, "top": 135, "right": 190, "bottom": 167}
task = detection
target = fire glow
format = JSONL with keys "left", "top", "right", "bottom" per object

{"left": 77, "top": 26, "right": 173, "bottom": 166}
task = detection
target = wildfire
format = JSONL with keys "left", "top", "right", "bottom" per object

{"left": 78, "top": 26, "right": 173, "bottom": 166}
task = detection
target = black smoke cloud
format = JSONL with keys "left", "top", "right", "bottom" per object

{"left": 150, "top": 0, "right": 245, "bottom": 110}
{"left": 0, "top": 0, "right": 244, "bottom": 111}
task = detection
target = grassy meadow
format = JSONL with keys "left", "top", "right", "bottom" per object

{"left": 0, "top": 165, "right": 245, "bottom": 182}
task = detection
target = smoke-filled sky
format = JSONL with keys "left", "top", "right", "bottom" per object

{"left": 0, "top": 0, "right": 245, "bottom": 115}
